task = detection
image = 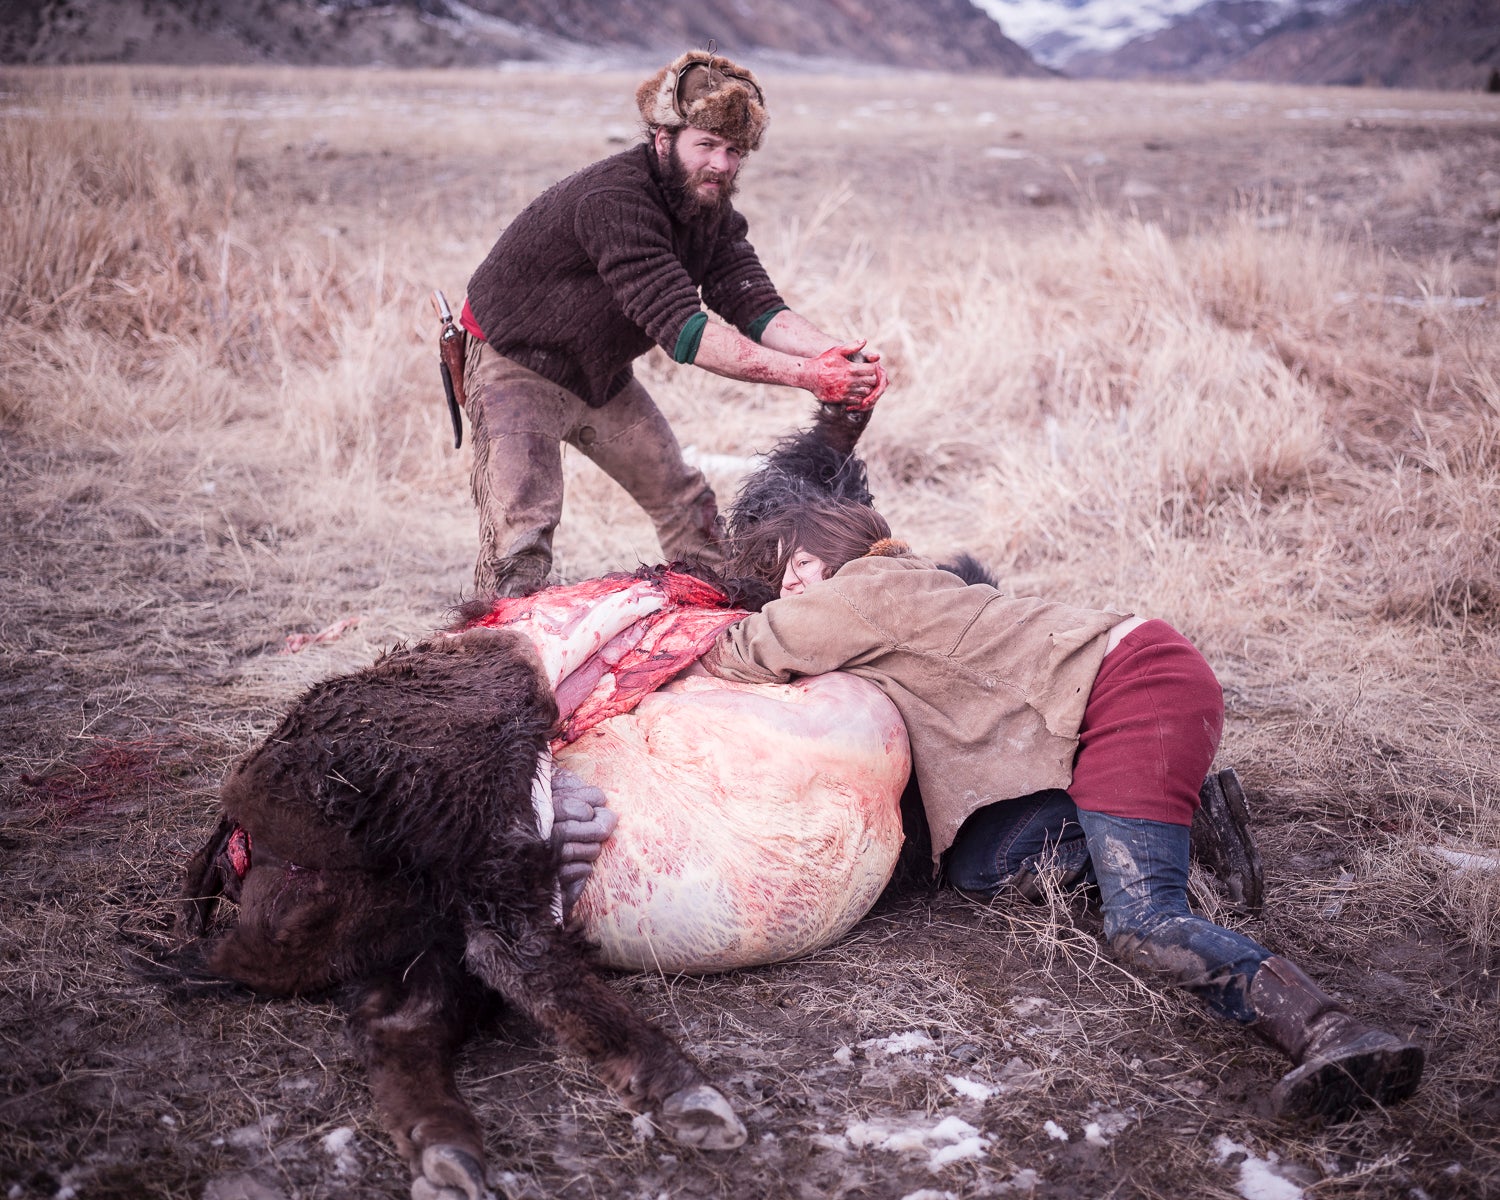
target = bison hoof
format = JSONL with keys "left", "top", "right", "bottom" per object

{"left": 412, "top": 1144, "right": 492, "bottom": 1200}
{"left": 657, "top": 1084, "right": 748, "bottom": 1151}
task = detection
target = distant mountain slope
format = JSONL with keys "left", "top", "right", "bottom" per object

{"left": 0, "top": 0, "right": 1048, "bottom": 73}
{"left": 1058, "top": 0, "right": 1500, "bottom": 89}
{"left": 1222, "top": 0, "right": 1500, "bottom": 88}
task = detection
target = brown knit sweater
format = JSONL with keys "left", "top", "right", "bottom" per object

{"left": 465, "top": 144, "right": 785, "bottom": 408}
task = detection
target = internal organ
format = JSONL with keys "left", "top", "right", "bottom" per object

{"left": 561, "top": 671, "right": 910, "bottom": 974}
{"left": 474, "top": 572, "right": 911, "bottom": 974}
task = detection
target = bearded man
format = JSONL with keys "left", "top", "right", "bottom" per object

{"left": 458, "top": 49, "right": 887, "bottom": 598}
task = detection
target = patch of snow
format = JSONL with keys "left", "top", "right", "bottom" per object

{"left": 1213, "top": 1135, "right": 1305, "bottom": 1200}
{"left": 632, "top": 1113, "right": 656, "bottom": 1141}
{"left": 843, "top": 1114, "right": 992, "bottom": 1173}
{"left": 931, "top": 1116, "right": 982, "bottom": 1142}
{"left": 226, "top": 1116, "right": 281, "bottom": 1149}
{"left": 860, "top": 1030, "right": 938, "bottom": 1057}
{"left": 930, "top": 1136, "right": 990, "bottom": 1168}
{"left": 946, "top": 1074, "right": 999, "bottom": 1101}
{"left": 1043, "top": 1119, "right": 1069, "bottom": 1141}
{"left": 1425, "top": 846, "right": 1500, "bottom": 872}
{"left": 900, "top": 1191, "right": 959, "bottom": 1200}
{"left": 984, "top": 147, "right": 1033, "bottom": 160}
{"left": 1082, "top": 1108, "right": 1133, "bottom": 1148}
{"left": 681, "top": 445, "right": 764, "bottom": 474}
{"left": 834, "top": 1044, "right": 854, "bottom": 1066}
{"left": 321, "top": 1127, "right": 359, "bottom": 1176}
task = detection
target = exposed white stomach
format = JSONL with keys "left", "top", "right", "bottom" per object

{"left": 561, "top": 671, "right": 911, "bottom": 974}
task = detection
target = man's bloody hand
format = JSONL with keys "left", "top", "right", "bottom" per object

{"left": 839, "top": 362, "right": 888, "bottom": 412}
{"left": 803, "top": 341, "right": 886, "bottom": 408}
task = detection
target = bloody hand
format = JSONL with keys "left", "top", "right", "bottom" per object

{"left": 803, "top": 341, "right": 885, "bottom": 408}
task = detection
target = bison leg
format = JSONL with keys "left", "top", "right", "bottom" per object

{"left": 464, "top": 925, "right": 746, "bottom": 1150}
{"left": 351, "top": 951, "right": 494, "bottom": 1200}
{"left": 177, "top": 815, "right": 244, "bottom": 936}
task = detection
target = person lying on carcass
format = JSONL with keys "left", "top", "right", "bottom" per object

{"left": 563, "top": 496, "right": 1426, "bottom": 1124}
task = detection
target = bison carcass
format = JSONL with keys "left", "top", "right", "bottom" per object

{"left": 176, "top": 566, "right": 911, "bottom": 1200}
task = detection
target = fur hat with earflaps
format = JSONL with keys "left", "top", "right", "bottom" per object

{"left": 636, "top": 49, "right": 768, "bottom": 152}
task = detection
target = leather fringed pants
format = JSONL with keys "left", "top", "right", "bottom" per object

{"left": 465, "top": 348, "right": 724, "bottom": 597}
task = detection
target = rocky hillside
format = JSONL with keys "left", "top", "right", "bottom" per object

{"left": 0, "top": 0, "right": 1048, "bottom": 73}
{"left": 1060, "top": 0, "right": 1500, "bottom": 89}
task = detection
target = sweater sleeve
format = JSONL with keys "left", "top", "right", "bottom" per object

{"left": 701, "top": 583, "right": 886, "bottom": 684}
{"left": 573, "top": 185, "right": 707, "bottom": 353}
{"left": 698, "top": 209, "right": 785, "bottom": 334}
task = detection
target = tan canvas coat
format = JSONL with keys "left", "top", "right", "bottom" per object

{"left": 701, "top": 553, "right": 1131, "bottom": 861}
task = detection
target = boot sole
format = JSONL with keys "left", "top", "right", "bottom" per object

{"left": 1192, "top": 767, "right": 1265, "bottom": 913}
{"left": 1273, "top": 1036, "right": 1425, "bottom": 1121}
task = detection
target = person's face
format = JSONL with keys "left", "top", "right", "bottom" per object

{"left": 780, "top": 547, "right": 828, "bottom": 599}
{"left": 655, "top": 125, "right": 742, "bottom": 209}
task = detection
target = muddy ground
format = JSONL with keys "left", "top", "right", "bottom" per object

{"left": 3, "top": 71, "right": 1500, "bottom": 1200}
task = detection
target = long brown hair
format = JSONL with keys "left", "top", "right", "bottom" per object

{"left": 733, "top": 500, "right": 893, "bottom": 589}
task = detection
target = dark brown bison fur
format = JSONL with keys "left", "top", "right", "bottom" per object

{"left": 721, "top": 405, "right": 876, "bottom": 610}
{"left": 175, "top": 625, "right": 743, "bottom": 1200}
{"left": 720, "top": 403, "right": 997, "bottom": 609}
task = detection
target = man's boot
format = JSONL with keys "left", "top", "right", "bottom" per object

{"left": 1191, "top": 768, "right": 1264, "bottom": 912}
{"left": 474, "top": 552, "right": 549, "bottom": 599}
{"left": 1249, "top": 956, "right": 1424, "bottom": 1120}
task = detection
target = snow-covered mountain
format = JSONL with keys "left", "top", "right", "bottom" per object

{"left": 976, "top": 0, "right": 1204, "bottom": 65}
{"left": 975, "top": 0, "right": 1353, "bottom": 69}
{"left": 977, "top": 0, "right": 1498, "bottom": 90}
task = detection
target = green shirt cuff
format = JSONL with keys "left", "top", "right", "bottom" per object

{"left": 674, "top": 312, "right": 709, "bottom": 364}
{"left": 747, "top": 305, "right": 789, "bottom": 343}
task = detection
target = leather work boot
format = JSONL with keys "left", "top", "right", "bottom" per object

{"left": 474, "top": 552, "right": 550, "bottom": 600}
{"left": 1249, "top": 956, "right": 1425, "bottom": 1120}
{"left": 1191, "top": 767, "right": 1265, "bottom": 913}
{"left": 999, "top": 836, "right": 1093, "bottom": 904}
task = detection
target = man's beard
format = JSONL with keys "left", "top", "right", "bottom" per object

{"left": 662, "top": 139, "right": 738, "bottom": 225}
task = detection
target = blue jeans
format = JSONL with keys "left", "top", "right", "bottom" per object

{"left": 945, "top": 789, "right": 1092, "bottom": 900}
{"left": 946, "top": 794, "right": 1271, "bottom": 1022}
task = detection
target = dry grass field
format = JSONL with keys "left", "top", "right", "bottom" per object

{"left": 2, "top": 64, "right": 1499, "bottom": 1200}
